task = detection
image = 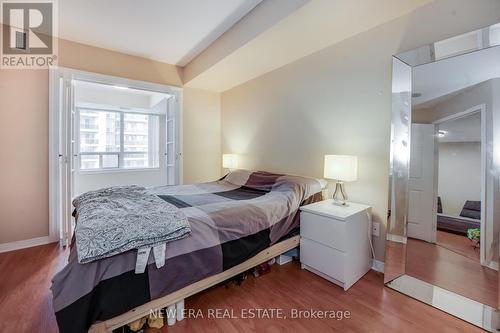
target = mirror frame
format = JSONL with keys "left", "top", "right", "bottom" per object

{"left": 385, "top": 23, "right": 500, "bottom": 332}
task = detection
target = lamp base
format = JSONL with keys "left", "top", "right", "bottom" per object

{"left": 332, "top": 182, "right": 348, "bottom": 206}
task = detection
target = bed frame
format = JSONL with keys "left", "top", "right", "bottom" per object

{"left": 436, "top": 213, "right": 480, "bottom": 236}
{"left": 88, "top": 235, "right": 300, "bottom": 333}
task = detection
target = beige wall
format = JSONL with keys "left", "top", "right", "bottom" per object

{"left": 0, "top": 70, "right": 50, "bottom": 243}
{"left": 0, "top": 30, "right": 221, "bottom": 244}
{"left": 221, "top": 0, "right": 500, "bottom": 261}
{"left": 183, "top": 87, "right": 222, "bottom": 184}
{"left": 58, "top": 39, "right": 183, "bottom": 87}
{"left": 438, "top": 142, "right": 482, "bottom": 216}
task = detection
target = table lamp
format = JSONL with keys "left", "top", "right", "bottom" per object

{"left": 324, "top": 155, "right": 358, "bottom": 206}
{"left": 222, "top": 154, "right": 238, "bottom": 171}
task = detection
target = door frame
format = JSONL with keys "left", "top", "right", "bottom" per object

{"left": 48, "top": 66, "right": 183, "bottom": 244}
{"left": 433, "top": 103, "right": 487, "bottom": 267}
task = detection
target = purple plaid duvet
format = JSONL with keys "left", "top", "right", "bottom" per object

{"left": 51, "top": 170, "right": 323, "bottom": 333}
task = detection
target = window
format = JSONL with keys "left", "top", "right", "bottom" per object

{"left": 78, "top": 108, "right": 159, "bottom": 170}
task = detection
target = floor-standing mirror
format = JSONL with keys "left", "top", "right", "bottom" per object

{"left": 385, "top": 23, "right": 500, "bottom": 332}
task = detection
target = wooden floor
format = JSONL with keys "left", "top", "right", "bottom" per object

{"left": 436, "top": 230, "right": 480, "bottom": 261}
{"left": 383, "top": 240, "right": 406, "bottom": 284}
{"left": 407, "top": 236, "right": 497, "bottom": 308}
{"left": 0, "top": 243, "right": 486, "bottom": 333}
{"left": 0, "top": 242, "right": 69, "bottom": 333}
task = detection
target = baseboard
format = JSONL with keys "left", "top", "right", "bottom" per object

{"left": 487, "top": 261, "right": 499, "bottom": 271}
{"left": 0, "top": 236, "right": 58, "bottom": 253}
{"left": 386, "top": 234, "right": 407, "bottom": 244}
{"left": 371, "top": 259, "right": 384, "bottom": 273}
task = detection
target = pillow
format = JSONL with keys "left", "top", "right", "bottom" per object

{"left": 223, "top": 169, "right": 323, "bottom": 197}
{"left": 463, "top": 200, "right": 481, "bottom": 211}
{"left": 460, "top": 200, "right": 481, "bottom": 220}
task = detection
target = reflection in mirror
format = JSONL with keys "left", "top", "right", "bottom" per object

{"left": 407, "top": 45, "right": 499, "bottom": 308}
{"left": 385, "top": 22, "right": 500, "bottom": 332}
{"left": 389, "top": 275, "right": 498, "bottom": 332}
{"left": 384, "top": 58, "right": 411, "bottom": 284}
{"left": 396, "top": 23, "right": 500, "bottom": 66}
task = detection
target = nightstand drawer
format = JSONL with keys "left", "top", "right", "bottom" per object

{"left": 300, "top": 237, "right": 346, "bottom": 282}
{"left": 300, "top": 211, "right": 346, "bottom": 252}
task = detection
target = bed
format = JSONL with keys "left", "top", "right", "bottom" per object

{"left": 51, "top": 170, "right": 324, "bottom": 333}
{"left": 436, "top": 199, "right": 481, "bottom": 235}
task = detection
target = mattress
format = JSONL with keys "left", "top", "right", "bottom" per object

{"left": 436, "top": 213, "right": 480, "bottom": 235}
{"left": 51, "top": 170, "right": 323, "bottom": 333}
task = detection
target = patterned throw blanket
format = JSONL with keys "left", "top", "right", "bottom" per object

{"left": 52, "top": 170, "right": 323, "bottom": 333}
{"left": 73, "top": 185, "right": 191, "bottom": 264}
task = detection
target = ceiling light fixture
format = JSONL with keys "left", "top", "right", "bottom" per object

{"left": 438, "top": 130, "right": 448, "bottom": 138}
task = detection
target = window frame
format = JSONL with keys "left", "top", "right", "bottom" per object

{"left": 76, "top": 106, "right": 161, "bottom": 173}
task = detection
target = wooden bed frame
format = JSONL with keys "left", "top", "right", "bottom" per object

{"left": 88, "top": 235, "right": 300, "bottom": 333}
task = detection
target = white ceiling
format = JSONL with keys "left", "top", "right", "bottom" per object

{"left": 438, "top": 112, "right": 481, "bottom": 143}
{"left": 185, "top": 0, "right": 432, "bottom": 91}
{"left": 52, "top": 0, "right": 431, "bottom": 92}
{"left": 59, "top": 0, "right": 261, "bottom": 66}
{"left": 412, "top": 45, "right": 500, "bottom": 107}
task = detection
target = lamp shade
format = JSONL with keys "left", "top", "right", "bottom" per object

{"left": 324, "top": 155, "right": 358, "bottom": 182}
{"left": 222, "top": 154, "right": 238, "bottom": 169}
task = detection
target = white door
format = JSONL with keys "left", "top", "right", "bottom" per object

{"left": 49, "top": 70, "right": 75, "bottom": 247}
{"left": 166, "top": 96, "right": 181, "bottom": 185}
{"left": 408, "top": 123, "right": 437, "bottom": 243}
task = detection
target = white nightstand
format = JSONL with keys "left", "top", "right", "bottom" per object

{"left": 299, "top": 199, "right": 372, "bottom": 290}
